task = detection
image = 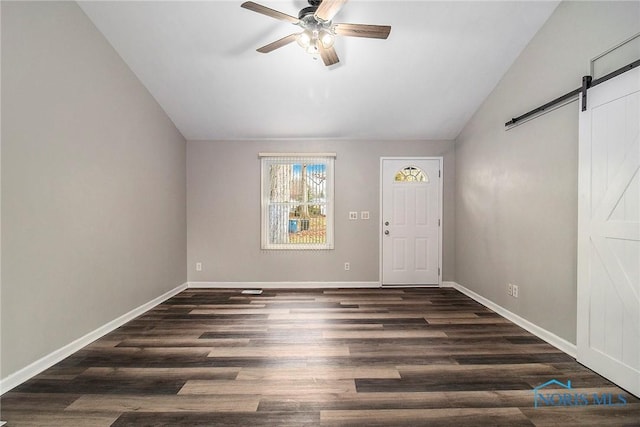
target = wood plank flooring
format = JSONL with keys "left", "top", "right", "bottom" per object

{"left": 1, "top": 288, "right": 639, "bottom": 426}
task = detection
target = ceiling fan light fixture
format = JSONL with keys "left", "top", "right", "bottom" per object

{"left": 296, "top": 31, "right": 312, "bottom": 48}
{"left": 297, "top": 28, "right": 325, "bottom": 58}
{"left": 320, "top": 30, "right": 335, "bottom": 49}
{"left": 305, "top": 43, "right": 319, "bottom": 55}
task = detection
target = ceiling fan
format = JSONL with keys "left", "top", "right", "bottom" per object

{"left": 240, "top": 0, "right": 391, "bottom": 66}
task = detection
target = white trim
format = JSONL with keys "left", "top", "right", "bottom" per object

{"left": 379, "top": 157, "right": 443, "bottom": 287}
{"left": 188, "top": 281, "right": 381, "bottom": 289}
{"left": 381, "top": 284, "right": 440, "bottom": 288}
{"left": 447, "top": 281, "right": 577, "bottom": 358}
{"left": 0, "top": 283, "right": 188, "bottom": 395}
{"left": 437, "top": 158, "right": 443, "bottom": 287}
{"left": 590, "top": 32, "right": 640, "bottom": 76}
{"left": 258, "top": 152, "right": 337, "bottom": 158}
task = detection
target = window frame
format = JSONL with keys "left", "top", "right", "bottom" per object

{"left": 260, "top": 153, "right": 335, "bottom": 250}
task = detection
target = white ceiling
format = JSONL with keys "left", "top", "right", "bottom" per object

{"left": 78, "top": 1, "right": 559, "bottom": 141}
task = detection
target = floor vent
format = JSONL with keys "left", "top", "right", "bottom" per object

{"left": 241, "top": 289, "right": 263, "bottom": 295}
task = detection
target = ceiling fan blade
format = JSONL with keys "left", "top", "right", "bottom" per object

{"left": 334, "top": 23, "right": 391, "bottom": 39}
{"left": 319, "top": 45, "right": 339, "bottom": 66}
{"left": 256, "top": 33, "right": 299, "bottom": 53}
{"left": 314, "top": 0, "right": 348, "bottom": 22}
{"left": 241, "top": 1, "right": 299, "bottom": 24}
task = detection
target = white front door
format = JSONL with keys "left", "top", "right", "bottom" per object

{"left": 577, "top": 66, "right": 640, "bottom": 397}
{"left": 381, "top": 158, "right": 441, "bottom": 286}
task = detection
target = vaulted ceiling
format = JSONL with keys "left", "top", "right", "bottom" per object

{"left": 78, "top": 1, "right": 559, "bottom": 141}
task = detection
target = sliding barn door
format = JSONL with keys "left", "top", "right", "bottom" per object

{"left": 577, "top": 66, "right": 640, "bottom": 397}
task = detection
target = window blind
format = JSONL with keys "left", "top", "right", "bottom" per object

{"left": 259, "top": 153, "right": 335, "bottom": 250}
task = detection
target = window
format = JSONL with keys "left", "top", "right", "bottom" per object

{"left": 260, "top": 153, "right": 335, "bottom": 250}
{"left": 394, "top": 166, "right": 428, "bottom": 182}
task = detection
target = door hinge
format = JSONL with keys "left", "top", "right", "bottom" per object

{"left": 439, "top": 170, "right": 441, "bottom": 178}
{"left": 438, "top": 267, "right": 441, "bottom": 276}
{"left": 438, "top": 219, "right": 441, "bottom": 227}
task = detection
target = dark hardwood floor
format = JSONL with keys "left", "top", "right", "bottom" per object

{"left": 1, "top": 288, "right": 639, "bottom": 426}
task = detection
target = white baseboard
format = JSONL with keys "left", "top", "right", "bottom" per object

{"left": 0, "top": 282, "right": 188, "bottom": 395}
{"left": 447, "top": 281, "right": 577, "bottom": 358}
{"left": 188, "top": 281, "right": 381, "bottom": 289}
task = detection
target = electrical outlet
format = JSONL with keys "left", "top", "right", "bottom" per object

{"left": 349, "top": 212, "right": 358, "bottom": 220}
{"left": 513, "top": 285, "right": 519, "bottom": 298}
{"left": 361, "top": 211, "right": 370, "bottom": 220}
{"left": 196, "top": 262, "right": 202, "bottom": 272}
{"left": 507, "top": 283, "right": 513, "bottom": 296}
{"left": 344, "top": 262, "right": 350, "bottom": 271}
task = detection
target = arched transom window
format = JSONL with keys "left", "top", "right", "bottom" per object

{"left": 394, "top": 166, "right": 429, "bottom": 183}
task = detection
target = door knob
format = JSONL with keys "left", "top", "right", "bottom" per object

{"left": 384, "top": 221, "right": 389, "bottom": 226}
{"left": 384, "top": 230, "right": 390, "bottom": 235}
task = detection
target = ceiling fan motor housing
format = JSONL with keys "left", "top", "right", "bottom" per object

{"left": 298, "top": 6, "right": 318, "bottom": 19}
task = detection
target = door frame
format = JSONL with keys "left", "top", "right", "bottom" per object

{"left": 379, "top": 156, "right": 443, "bottom": 287}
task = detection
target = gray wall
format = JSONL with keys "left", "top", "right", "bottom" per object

{"left": 1, "top": 1, "right": 187, "bottom": 379}
{"left": 188, "top": 139, "right": 455, "bottom": 283}
{"left": 455, "top": 1, "right": 640, "bottom": 344}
